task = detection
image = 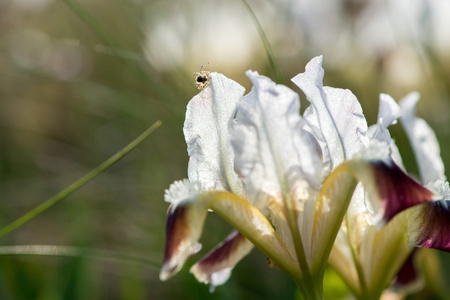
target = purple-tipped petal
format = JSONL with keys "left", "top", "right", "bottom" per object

{"left": 408, "top": 200, "right": 450, "bottom": 251}
{"left": 373, "top": 161, "right": 434, "bottom": 222}
{"left": 190, "top": 230, "right": 254, "bottom": 291}
{"left": 160, "top": 184, "right": 299, "bottom": 283}
{"left": 160, "top": 203, "right": 204, "bottom": 281}
{"left": 160, "top": 180, "right": 206, "bottom": 281}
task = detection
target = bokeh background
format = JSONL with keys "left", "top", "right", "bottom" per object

{"left": 1, "top": 0, "right": 450, "bottom": 299}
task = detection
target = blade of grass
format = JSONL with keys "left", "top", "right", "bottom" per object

{"left": 240, "top": 0, "right": 284, "bottom": 84}
{"left": 0, "top": 245, "right": 160, "bottom": 268}
{"left": 0, "top": 120, "right": 162, "bottom": 239}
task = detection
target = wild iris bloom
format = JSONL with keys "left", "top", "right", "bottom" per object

{"left": 328, "top": 91, "right": 450, "bottom": 299}
{"left": 159, "top": 56, "right": 450, "bottom": 299}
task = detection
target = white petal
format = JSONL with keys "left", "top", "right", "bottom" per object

{"left": 367, "top": 93, "right": 404, "bottom": 169}
{"left": 368, "top": 94, "right": 401, "bottom": 143}
{"left": 208, "top": 268, "right": 232, "bottom": 292}
{"left": 231, "top": 70, "right": 322, "bottom": 207}
{"left": 400, "top": 92, "right": 446, "bottom": 183}
{"left": 291, "top": 56, "right": 368, "bottom": 177}
{"left": 184, "top": 73, "right": 245, "bottom": 195}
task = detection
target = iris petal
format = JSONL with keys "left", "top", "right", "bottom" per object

{"left": 292, "top": 56, "right": 368, "bottom": 178}
{"left": 184, "top": 73, "right": 245, "bottom": 195}
{"left": 407, "top": 200, "right": 450, "bottom": 251}
{"left": 372, "top": 162, "right": 434, "bottom": 222}
{"left": 400, "top": 92, "right": 446, "bottom": 183}
{"left": 160, "top": 181, "right": 299, "bottom": 283}
{"left": 190, "top": 230, "right": 254, "bottom": 292}
{"left": 232, "top": 70, "right": 321, "bottom": 208}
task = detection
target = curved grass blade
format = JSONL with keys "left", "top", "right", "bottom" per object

{"left": 0, "top": 120, "right": 162, "bottom": 239}
{"left": 240, "top": 0, "right": 284, "bottom": 84}
{"left": 0, "top": 245, "right": 160, "bottom": 268}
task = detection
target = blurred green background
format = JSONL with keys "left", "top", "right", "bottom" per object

{"left": 1, "top": 0, "right": 450, "bottom": 299}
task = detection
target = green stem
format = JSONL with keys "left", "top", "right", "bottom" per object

{"left": 0, "top": 121, "right": 162, "bottom": 239}
{"left": 295, "top": 277, "right": 324, "bottom": 300}
{"left": 240, "top": 0, "right": 285, "bottom": 84}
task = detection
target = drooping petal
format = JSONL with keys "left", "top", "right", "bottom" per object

{"left": 231, "top": 70, "right": 322, "bottom": 208}
{"left": 184, "top": 73, "right": 245, "bottom": 195}
{"left": 160, "top": 180, "right": 299, "bottom": 282}
{"left": 327, "top": 158, "right": 434, "bottom": 297}
{"left": 160, "top": 180, "right": 206, "bottom": 281}
{"left": 190, "top": 230, "right": 254, "bottom": 292}
{"left": 291, "top": 56, "right": 368, "bottom": 178}
{"left": 312, "top": 156, "right": 427, "bottom": 279}
{"left": 400, "top": 92, "right": 446, "bottom": 183}
{"left": 407, "top": 200, "right": 450, "bottom": 251}
{"left": 372, "top": 161, "right": 435, "bottom": 223}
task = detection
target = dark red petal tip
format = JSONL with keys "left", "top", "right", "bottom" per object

{"left": 412, "top": 201, "right": 450, "bottom": 251}
{"left": 195, "top": 231, "right": 248, "bottom": 269}
{"left": 374, "top": 161, "right": 434, "bottom": 222}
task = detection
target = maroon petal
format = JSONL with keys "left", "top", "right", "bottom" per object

{"left": 374, "top": 161, "right": 434, "bottom": 222}
{"left": 190, "top": 230, "right": 254, "bottom": 291}
{"left": 160, "top": 203, "right": 204, "bottom": 281}
{"left": 408, "top": 200, "right": 450, "bottom": 251}
{"left": 160, "top": 187, "right": 295, "bottom": 283}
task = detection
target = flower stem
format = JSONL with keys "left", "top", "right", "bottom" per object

{"left": 0, "top": 121, "right": 162, "bottom": 239}
{"left": 295, "top": 276, "right": 324, "bottom": 300}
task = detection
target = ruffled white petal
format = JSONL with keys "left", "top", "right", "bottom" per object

{"left": 291, "top": 56, "right": 369, "bottom": 178}
{"left": 368, "top": 94, "right": 401, "bottom": 143}
{"left": 184, "top": 73, "right": 245, "bottom": 195}
{"left": 231, "top": 71, "right": 321, "bottom": 208}
{"left": 400, "top": 92, "right": 446, "bottom": 183}
{"left": 367, "top": 94, "right": 403, "bottom": 168}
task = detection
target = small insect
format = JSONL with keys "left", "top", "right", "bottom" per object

{"left": 193, "top": 63, "right": 211, "bottom": 90}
